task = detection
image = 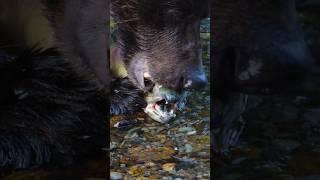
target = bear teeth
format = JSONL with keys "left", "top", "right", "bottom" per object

{"left": 143, "top": 72, "right": 151, "bottom": 78}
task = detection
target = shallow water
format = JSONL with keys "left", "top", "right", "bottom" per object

{"left": 214, "top": 95, "right": 320, "bottom": 180}
{"left": 110, "top": 90, "right": 210, "bottom": 179}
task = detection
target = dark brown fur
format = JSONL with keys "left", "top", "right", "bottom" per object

{"left": 212, "top": 0, "right": 313, "bottom": 96}
{"left": 111, "top": 0, "right": 209, "bottom": 91}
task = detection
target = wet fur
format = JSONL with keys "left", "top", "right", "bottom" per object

{"left": 0, "top": 0, "right": 144, "bottom": 173}
{"left": 212, "top": 0, "right": 313, "bottom": 97}
{"left": 212, "top": 0, "right": 314, "bottom": 152}
{"left": 111, "top": 0, "right": 209, "bottom": 91}
{"left": 0, "top": 0, "right": 209, "bottom": 172}
{"left": 0, "top": 48, "right": 107, "bottom": 172}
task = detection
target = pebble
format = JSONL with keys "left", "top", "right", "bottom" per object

{"left": 293, "top": 96, "right": 309, "bottom": 105}
{"left": 178, "top": 127, "right": 196, "bottom": 133}
{"left": 303, "top": 108, "right": 320, "bottom": 123}
{"left": 136, "top": 117, "right": 145, "bottom": 121}
{"left": 145, "top": 161, "right": 156, "bottom": 167}
{"left": 110, "top": 142, "right": 117, "bottom": 150}
{"left": 185, "top": 144, "right": 193, "bottom": 153}
{"left": 176, "top": 157, "right": 197, "bottom": 169}
{"left": 231, "top": 157, "right": 247, "bottom": 165}
{"left": 186, "top": 130, "right": 197, "bottom": 135}
{"left": 162, "top": 163, "right": 176, "bottom": 172}
{"left": 162, "top": 177, "right": 173, "bottom": 180}
{"left": 194, "top": 151, "right": 209, "bottom": 158}
{"left": 273, "top": 139, "right": 301, "bottom": 152}
{"left": 110, "top": 172, "right": 123, "bottom": 180}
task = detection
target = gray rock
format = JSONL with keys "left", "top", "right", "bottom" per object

{"left": 185, "top": 144, "right": 193, "bottom": 153}
{"left": 178, "top": 127, "right": 196, "bottom": 133}
{"left": 110, "top": 172, "right": 123, "bottom": 180}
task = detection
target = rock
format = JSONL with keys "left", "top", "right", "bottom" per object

{"left": 129, "top": 146, "right": 176, "bottom": 162}
{"left": 162, "top": 163, "right": 176, "bottom": 172}
{"left": 110, "top": 142, "right": 117, "bottom": 150}
{"left": 128, "top": 165, "right": 143, "bottom": 177}
{"left": 281, "top": 106, "right": 299, "bottom": 121}
{"left": 136, "top": 117, "right": 145, "bottom": 121}
{"left": 231, "top": 157, "right": 247, "bottom": 165}
{"left": 145, "top": 161, "right": 156, "bottom": 167}
{"left": 185, "top": 144, "right": 193, "bottom": 153}
{"left": 177, "top": 127, "right": 196, "bottom": 133}
{"left": 273, "top": 139, "right": 301, "bottom": 152}
{"left": 293, "top": 96, "right": 309, "bottom": 105}
{"left": 110, "top": 172, "right": 123, "bottom": 180}
{"left": 162, "top": 177, "right": 173, "bottom": 180}
{"left": 193, "top": 151, "right": 210, "bottom": 158}
{"left": 175, "top": 157, "right": 197, "bottom": 169}
{"left": 303, "top": 108, "right": 320, "bottom": 123}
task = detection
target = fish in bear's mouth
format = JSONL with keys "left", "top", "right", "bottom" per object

{"left": 142, "top": 72, "right": 188, "bottom": 124}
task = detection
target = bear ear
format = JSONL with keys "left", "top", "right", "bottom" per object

{"left": 43, "top": 0, "right": 110, "bottom": 87}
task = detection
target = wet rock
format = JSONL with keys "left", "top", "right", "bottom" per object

{"left": 143, "top": 170, "right": 152, "bottom": 177}
{"left": 129, "top": 146, "right": 176, "bottom": 162}
{"left": 110, "top": 172, "right": 123, "bottom": 180}
{"left": 162, "top": 163, "right": 176, "bottom": 172}
{"left": 136, "top": 117, "right": 145, "bottom": 121}
{"left": 110, "top": 142, "right": 117, "bottom": 150}
{"left": 175, "top": 157, "right": 197, "bottom": 170}
{"left": 128, "top": 165, "right": 143, "bottom": 177}
{"left": 185, "top": 144, "right": 193, "bottom": 153}
{"left": 231, "top": 157, "right": 247, "bottom": 165}
{"left": 114, "top": 119, "right": 138, "bottom": 130}
{"left": 145, "top": 161, "right": 156, "bottom": 167}
{"left": 256, "top": 161, "right": 283, "bottom": 173}
{"left": 193, "top": 151, "right": 210, "bottom": 158}
{"left": 162, "top": 177, "right": 173, "bottom": 180}
{"left": 281, "top": 106, "right": 300, "bottom": 121}
{"left": 178, "top": 127, "right": 196, "bottom": 133}
{"left": 273, "top": 139, "right": 301, "bottom": 152}
{"left": 303, "top": 108, "right": 320, "bottom": 123}
{"left": 293, "top": 96, "right": 309, "bottom": 105}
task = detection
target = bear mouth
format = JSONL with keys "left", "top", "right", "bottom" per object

{"left": 142, "top": 73, "right": 188, "bottom": 123}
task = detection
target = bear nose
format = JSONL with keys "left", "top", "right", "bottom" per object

{"left": 183, "top": 70, "right": 208, "bottom": 90}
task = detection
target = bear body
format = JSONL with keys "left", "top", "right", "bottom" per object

{"left": 0, "top": 0, "right": 209, "bottom": 174}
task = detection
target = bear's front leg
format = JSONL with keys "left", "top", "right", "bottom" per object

{"left": 110, "top": 78, "right": 147, "bottom": 115}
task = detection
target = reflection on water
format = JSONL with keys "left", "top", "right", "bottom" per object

{"left": 214, "top": 95, "right": 320, "bottom": 179}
